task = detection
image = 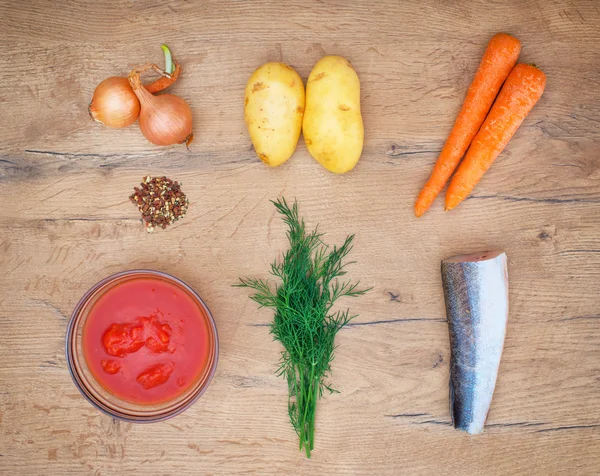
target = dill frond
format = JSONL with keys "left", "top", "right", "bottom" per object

{"left": 236, "top": 198, "right": 370, "bottom": 458}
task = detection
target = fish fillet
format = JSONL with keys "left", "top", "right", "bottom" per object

{"left": 441, "top": 251, "right": 508, "bottom": 434}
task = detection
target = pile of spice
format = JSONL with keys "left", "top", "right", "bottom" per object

{"left": 130, "top": 176, "right": 189, "bottom": 232}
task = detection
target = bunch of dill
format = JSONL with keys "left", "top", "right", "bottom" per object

{"left": 237, "top": 198, "right": 369, "bottom": 458}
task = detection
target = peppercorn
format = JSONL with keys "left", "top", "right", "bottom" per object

{"left": 129, "top": 176, "right": 189, "bottom": 232}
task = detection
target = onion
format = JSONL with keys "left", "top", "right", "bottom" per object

{"left": 89, "top": 77, "right": 140, "bottom": 128}
{"left": 129, "top": 66, "right": 193, "bottom": 146}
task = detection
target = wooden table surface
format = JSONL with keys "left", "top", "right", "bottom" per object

{"left": 1, "top": 0, "right": 599, "bottom": 474}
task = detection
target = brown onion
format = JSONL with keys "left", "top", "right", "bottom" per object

{"left": 89, "top": 77, "right": 140, "bottom": 128}
{"left": 129, "top": 66, "right": 193, "bottom": 146}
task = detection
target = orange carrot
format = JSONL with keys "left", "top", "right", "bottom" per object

{"left": 445, "top": 64, "right": 546, "bottom": 211}
{"left": 414, "top": 33, "right": 521, "bottom": 217}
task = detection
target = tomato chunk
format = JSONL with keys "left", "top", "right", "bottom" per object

{"left": 101, "top": 359, "right": 122, "bottom": 375}
{"left": 102, "top": 315, "right": 172, "bottom": 357}
{"left": 102, "top": 323, "right": 145, "bottom": 357}
{"left": 145, "top": 336, "right": 169, "bottom": 353}
{"left": 136, "top": 362, "right": 175, "bottom": 390}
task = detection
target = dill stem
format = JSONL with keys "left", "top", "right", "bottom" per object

{"left": 298, "top": 366, "right": 305, "bottom": 451}
{"left": 299, "top": 373, "right": 318, "bottom": 458}
{"left": 310, "top": 377, "right": 318, "bottom": 450}
{"left": 299, "top": 366, "right": 311, "bottom": 455}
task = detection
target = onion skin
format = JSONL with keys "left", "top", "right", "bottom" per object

{"left": 129, "top": 70, "right": 193, "bottom": 146}
{"left": 145, "top": 61, "right": 181, "bottom": 94}
{"left": 89, "top": 77, "right": 140, "bottom": 128}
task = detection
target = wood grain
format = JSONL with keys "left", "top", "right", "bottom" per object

{"left": 1, "top": 0, "right": 599, "bottom": 474}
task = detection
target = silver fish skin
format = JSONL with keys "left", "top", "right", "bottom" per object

{"left": 441, "top": 251, "right": 508, "bottom": 435}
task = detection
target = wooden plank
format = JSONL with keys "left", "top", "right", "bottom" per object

{"left": 0, "top": 0, "right": 599, "bottom": 474}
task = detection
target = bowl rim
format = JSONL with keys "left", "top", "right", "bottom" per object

{"left": 65, "top": 269, "right": 219, "bottom": 423}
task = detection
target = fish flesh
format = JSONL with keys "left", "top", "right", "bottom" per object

{"left": 442, "top": 251, "right": 509, "bottom": 434}
{"left": 441, "top": 251, "right": 508, "bottom": 435}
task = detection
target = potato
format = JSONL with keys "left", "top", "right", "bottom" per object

{"left": 303, "top": 56, "right": 364, "bottom": 174}
{"left": 244, "top": 62, "right": 305, "bottom": 167}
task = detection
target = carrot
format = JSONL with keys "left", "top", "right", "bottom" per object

{"left": 445, "top": 64, "right": 546, "bottom": 211}
{"left": 414, "top": 33, "right": 521, "bottom": 217}
{"left": 145, "top": 60, "right": 182, "bottom": 94}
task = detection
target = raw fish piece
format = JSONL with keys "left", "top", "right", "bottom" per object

{"left": 441, "top": 251, "right": 508, "bottom": 434}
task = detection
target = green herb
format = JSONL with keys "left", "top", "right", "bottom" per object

{"left": 237, "top": 198, "right": 369, "bottom": 458}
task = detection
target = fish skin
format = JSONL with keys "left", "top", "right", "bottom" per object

{"left": 441, "top": 251, "right": 509, "bottom": 435}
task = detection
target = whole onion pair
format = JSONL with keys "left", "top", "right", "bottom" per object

{"left": 88, "top": 46, "right": 193, "bottom": 146}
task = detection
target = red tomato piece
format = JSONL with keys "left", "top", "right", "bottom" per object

{"left": 158, "top": 330, "right": 170, "bottom": 344}
{"left": 101, "top": 359, "right": 122, "bottom": 375}
{"left": 102, "top": 323, "right": 145, "bottom": 357}
{"left": 136, "top": 362, "right": 175, "bottom": 390}
{"left": 130, "top": 325, "right": 144, "bottom": 342}
{"left": 102, "top": 315, "right": 172, "bottom": 357}
{"left": 145, "top": 336, "right": 169, "bottom": 353}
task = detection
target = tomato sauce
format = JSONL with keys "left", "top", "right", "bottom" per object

{"left": 83, "top": 277, "right": 211, "bottom": 405}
